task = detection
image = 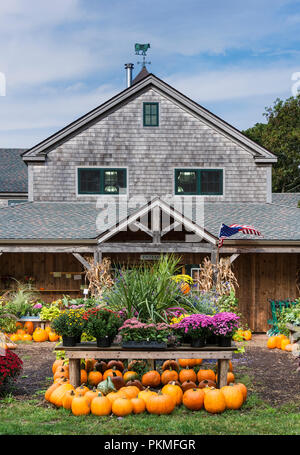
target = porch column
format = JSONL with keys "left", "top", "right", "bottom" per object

{"left": 211, "top": 246, "right": 219, "bottom": 286}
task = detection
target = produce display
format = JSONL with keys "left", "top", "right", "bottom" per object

{"left": 45, "top": 357, "right": 248, "bottom": 417}
{"left": 267, "top": 333, "right": 297, "bottom": 351}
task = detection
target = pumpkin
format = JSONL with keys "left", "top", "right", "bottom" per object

{"left": 45, "top": 326, "right": 52, "bottom": 334}
{"left": 71, "top": 393, "right": 90, "bottom": 416}
{"left": 198, "top": 379, "right": 216, "bottom": 389}
{"left": 52, "top": 359, "right": 64, "bottom": 375}
{"left": 204, "top": 389, "right": 226, "bottom": 414}
{"left": 179, "top": 367, "right": 196, "bottom": 384}
{"left": 88, "top": 370, "right": 103, "bottom": 387}
{"left": 131, "top": 397, "right": 146, "bottom": 414}
{"left": 138, "top": 387, "right": 158, "bottom": 404}
{"left": 243, "top": 330, "right": 252, "bottom": 341}
{"left": 180, "top": 282, "right": 190, "bottom": 294}
{"left": 216, "top": 372, "right": 235, "bottom": 385}
{"left": 178, "top": 359, "right": 196, "bottom": 368}
{"left": 267, "top": 336, "right": 277, "bottom": 349}
{"left": 16, "top": 329, "right": 26, "bottom": 337}
{"left": 275, "top": 334, "right": 287, "bottom": 349}
{"left": 197, "top": 369, "right": 216, "bottom": 383}
{"left": 221, "top": 385, "right": 244, "bottom": 409}
{"left": 84, "top": 388, "right": 99, "bottom": 406}
{"left": 91, "top": 392, "right": 112, "bottom": 416}
{"left": 80, "top": 369, "right": 88, "bottom": 384}
{"left": 62, "top": 389, "right": 76, "bottom": 410}
{"left": 182, "top": 388, "right": 204, "bottom": 411}
{"left": 126, "top": 379, "right": 144, "bottom": 390}
{"left": 75, "top": 385, "right": 89, "bottom": 396}
{"left": 162, "top": 360, "right": 179, "bottom": 372}
{"left": 50, "top": 383, "right": 74, "bottom": 407}
{"left": 22, "top": 334, "right": 32, "bottom": 341}
{"left": 95, "top": 360, "right": 108, "bottom": 373}
{"left": 10, "top": 334, "right": 20, "bottom": 342}
{"left": 146, "top": 392, "right": 176, "bottom": 415}
{"left": 15, "top": 322, "right": 23, "bottom": 329}
{"left": 194, "top": 358, "right": 203, "bottom": 366}
{"left": 284, "top": 343, "right": 294, "bottom": 352}
{"left": 123, "top": 371, "right": 139, "bottom": 383}
{"left": 281, "top": 338, "right": 290, "bottom": 350}
{"left": 107, "top": 360, "right": 124, "bottom": 372}
{"left": 48, "top": 331, "right": 60, "bottom": 342}
{"left": 53, "top": 366, "right": 69, "bottom": 381}
{"left": 119, "top": 386, "right": 140, "bottom": 399}
{"left": 106, "top": 391, "right": 127, "bottom": 403}
{"left": 112, "top": 397, "right": 133, "bottom": 416}
{"left": 181, "top": 380, "right": 197, "bottom": 392}
{"left": 110, "top": 372, "right": 125, "bottom": 390}
{"left": 141, "top": 370, "right": 161, "bottom": 387}
{"left": 202, "top": 386, "right": 215, "bottom": 395}
{"left": 103, "top": 368, "right": 123, "bottom": 380}
{"left": 161, "top": 369, "right": 179, "bottom": 385}
{"left": 161, "top": 382, "right": 183, "bottom": 406}
{"left": 233, "top": 383, "right": 247, "bottom": 403}
{"left": 24, "top": 321, "right": 34, "bottom": 335}
{"left": 97, "top": 376, "right": 116, "bottom": 395}
{"left": 32, "top": 328, "right": 48, "bottom": 342}
{"left": 45, "top": 378, "right": 68, "bottom": 402}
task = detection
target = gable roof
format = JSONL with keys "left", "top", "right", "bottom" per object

{"left": 272, "top": 193, "right": 300, "bottom": 208}
{"left": 0, "top": 148, "right": 28, "bottom": 193}
{"left": 22, "top": 73, "right": 277, "bottom": 163}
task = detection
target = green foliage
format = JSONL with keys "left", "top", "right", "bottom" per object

{"left": 243, "top": 94, "right": 300, "bottom": 192}
{"left": 216, "top": 288, "right": 239, "bottom": 313}
{"left": 104, "top": 255, "right": 188, "bottom": 322}
{"left": 51, "top": 309, "right": 85, "bottom": 337}
{"left": 3, "top": 281, "right": 40, "bottom": 317}
{"left": 39, "top": 305, "right": 61, "bottom": 321}
{"left": 183, "top": 289, "right": 218, "bottom": 314}
{"left": 276, "top": 301, "right": 300, "bottom": 336}
{"left": 83, "top": 308, "right": 122, "bottom": 339}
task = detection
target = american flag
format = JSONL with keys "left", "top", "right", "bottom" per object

{"left": 218, "top": 223, "right": 262, "bottom": 248}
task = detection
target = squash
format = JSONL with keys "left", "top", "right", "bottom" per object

{"left": 107, "top": 360, "right": 124, "bottom": 372}
{"left": 243, "top": 330, "right": 252, "bottom": 341}
{"left": 138, "top": 387, "right": 158, "bottom": 405}
{"left": 182, "top": 388, "right": 204, "bottom": 411}
{"left": 32, "top": 328, "right": 48, "bottom": 342}
{"left": 162, "top": 360, "right": 179, "bottom": 372}
{"left": 123, "top": 371, "right": 139, "bottom": 383}
{"left": 103, "top": 367, "right": 123, "bottom": 381}
{"left": 267, "top": 336, "right": 277, "bottom": 349}
{"left": 119, "top": 386, "right": 140, "bottom": 399}
{"left": 88, "top": 370, "right": 103, "bottom": 387}
{"left": 146, "top": 392, "right": 175, "bottom": 415}
{"left": 126, "top": 379, "right": 144, "bottom": 390}
{"left": 281, "top": 338, "right": 290, "bottom": 351}
{"left": 110, "top": 372, "right": 125, "bottom": 390}
{"left": 71, "top": 392, "right": 90, "bottom": 416}
{"left": 198, "top": 379, "right": 216, "bottom": 389}
{"left": 181, "top": 380, "right": 197, "bottom": 392}
{"left": 80, "top": 369, "right": 88, "bottom": 384}
{"left": 62, "top": 389, "right": 76, "bottom": 410}
{"left": 204, "top": 389, "right": 226, "bottom": 414}
{"left": 131, "top": 397, "right": 146, "bottom": 414}
{"left": 97, "top": 375, "right": 116, "bottom": 395}
{"left": 179, "top": 367, "right": 196, "bottom": 384}
{"left": 233, "top": 383, "right": 247, "bottom": 403}
{"left": 141, "top": 370, "right": 161, "bottom": 387}
{"left": 84, "top": 388, "right": 99, "bottom": 406}
{"left": 112, "top": 397, "right": 133, "bottom": 416}
{"left": 197, "top": 369, "right": 216, "bottom": 383}
{"left": 161, "top": 368, "right": 179, "bottom": 385}
{"left": 221, "top": 385, "right": 244, "bottom": 409}
{"left": 91, "top": 392, "right": 112, "bottom": 416}
{"left": 161, "top": 382, "right": 183, "bottom": 406}
{"left": 24, "top": 321, "right": 34, "bottom": 335}
{"left": 50, "top": 383, "right": 74, "bottom": 407}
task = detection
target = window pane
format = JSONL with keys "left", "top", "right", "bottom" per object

{"left": 104, "top": 169, "right": 126, "bottom": 194}
{"left": 79, "top": 169, "right": 100, "bottom": 193}
{"left": 176, "top": 171, "right": 197, "bottom": 194}
{"left": 200, "top": 170, "right": 222, "bottom": 194}
{"left": 144, "top": 103, "right": 158, "bottom": 126}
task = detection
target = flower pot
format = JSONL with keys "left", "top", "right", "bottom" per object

{"left": 206, "top": 335, "right": 218, "bottom": 345}
{"left": 122, "top": 340, "right": 167, "bottom": 350}
{"left": 62, "top": 335, "right": 77, "bottom": 347}
{"left": 218, "top": 336, "right": 232, "bottom": 347}
{"left": 76, "top": 334, "right": 81, "bottom": 343}
{"left": 191, "top": 337, "right": 206, "bottom": 348}
{"left": 96, "top": 336, "right": 111, "bottom": 347}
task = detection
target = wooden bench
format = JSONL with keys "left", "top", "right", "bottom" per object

{"left": 55, "top": 342, "right": 236, "bottom": 389}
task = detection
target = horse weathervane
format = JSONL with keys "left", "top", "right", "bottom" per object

{"left": 135, "top": 43, "right": 151, "bottom": 68}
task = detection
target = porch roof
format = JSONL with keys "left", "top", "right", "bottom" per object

{"left": 0, "top": 200, "right": 300, "bottom": 243}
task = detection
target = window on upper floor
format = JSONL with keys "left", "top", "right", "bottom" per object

{"left": 77, "top": 168, "right": 127, "bottom": 195}
{"left": 175, "top": 169, "right": 223, "bottom": 195}
{"left": 143, "top": 102, "right": 159, "bottom": 127}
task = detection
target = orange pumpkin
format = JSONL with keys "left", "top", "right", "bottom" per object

{"left": 119, "top": 386, "right": 140, "bottom": 399}
{"left": 141, "top": 370, "right": 161, "bottom": 387}
{"left": 71, "top": 393, "right": 90, "bottom": 416}
{"left": 275, "top": 334, "right": 287, "bottom": 349}
{"left": 182, "top": 388, "right": 204, "bottom": 411}
{"left": 243, "top": 330, "right": 252, "bottom": 341}
{"left": 10, "top": 334, "right": 20, "bottom": 342}
{"left": 52, "top": 359, "right": 64, "bottom": 375}
{"left": 178, "top": 359, "right": 196, "bottom": 368}
{"left": 103, "top": 368, "right": 123, "bottom": 380}
{"left": 88, "top": 370, "right": 103, "bottom": 387}
{"left": 267, "top": 336, "right": 277, "bottom": 349}
{"left": 48, "top": 331, "right": 60, "bottom": 342}
{"left": 16, "top": 329, "right": 26, "bottom": 337}
{"left": 22, "top": 333, "right": 33, "bottom": 341}
{"left": 204, "top": 389, "right": 226, "bottom": 414}
{"left": 112, "top": 397, "right": 133, "bottom": 416}
{"left": 84, "top": 389, "right": 99, "bottom": 406}
{"left": 197, "top": 369, "right": 216, "bottom": 383}
{"left": 161, "top": 369, "right": 179, "bottom": 385}
{"left": 123, "top": 371, "right": 139, "bottom": 383}
{"left": 75, "top": 385, "right": 89, "bottom": 396}
{"left": 32, "top": 328, "right": 48, "bottom": 342}
{"left": 161, "top": 382, "right": 183, "bottom": 406}
{"left": 80, "top": 369, "right": 88, "bottom": 384}
{"left": 50, "top": 383, "right": 74, "bottom": 407}
{"left": 24, "top": 321, "right": 34, "bottom": 335}
{"left": 45, "top": 379, "right": 68, "bottom": 402}
{"left": 146, "top": 392, "right": 175, "bottom": 415}
{"left": 53, "top": 366, "right": 69, "bottom": 381}
{"left": 138, "top": 388, "right": 158, "bottom": 405}
{"left": 221, "top": 385, "right": 244, "bottom": 409}
{"left": 281, "top": 338, "right": 290, "bottom": 351}
{"left": 179, "top": 367, "right": 196, "bottom": 384}
{"left": 91, "top": 393, "right": 112, "bottom": 416}
{"left": 131, "top": 397, "right": 146, "bottom": 414}
{"left": 233, "top": 383, "right": 247, "bottom": 403}
{"left": 62, "top": 389, "right": 76, "bottom": 410}
{"left": 216, "top": 372, "right": 235, "bottom": 385}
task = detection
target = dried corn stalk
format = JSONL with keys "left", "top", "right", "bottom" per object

{"left": 84, "top": 257, "right": 114, "bottom": 299}
{"left": 195, "top": 256, "right": 238, "bottom": 295}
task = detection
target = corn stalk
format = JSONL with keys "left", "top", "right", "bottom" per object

{"left": 195, "top": 256, "right": 238, "bottom": 295}
{"left": 84, "top": 257, "right": 114, "bottom": 299}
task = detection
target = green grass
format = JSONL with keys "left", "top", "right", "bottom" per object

{"left": 0, "top": 393, "right": 299, "bottom": 435}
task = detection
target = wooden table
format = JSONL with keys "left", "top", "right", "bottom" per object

{"left": 55, "top": 342, "right": 236, "bottom": 389}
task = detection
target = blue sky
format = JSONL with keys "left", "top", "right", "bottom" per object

{"left": 0, "top": 0, "right": 300, "bottom": 148}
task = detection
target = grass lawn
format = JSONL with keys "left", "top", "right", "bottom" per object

{"left": 0, "top": 392, "right": 300, "bottom": 435}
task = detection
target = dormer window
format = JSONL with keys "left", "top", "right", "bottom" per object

{"left": 143, "top": 102, "right": 159, "bottom": 127}
{"left": 78, "top": 168, "right": 127, "bottom": 195}
{"left": 175, "top": 169, "right": 223, "bottom": 195}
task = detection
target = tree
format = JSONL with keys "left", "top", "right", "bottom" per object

{"left": 243, "top": 94, "right": 300, "bottom": 192}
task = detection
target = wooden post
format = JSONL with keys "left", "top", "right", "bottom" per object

{"left": 94, "top": 250, "right": 102, "bottom": 265}
{"left": 68, "top": 358, "right": 81, "bottom": 388}
{"left": 217, "top": 359, "right": 229, "bottom": 388}
{"left": 211, "top": 247, "right": 219, "bottom": 286}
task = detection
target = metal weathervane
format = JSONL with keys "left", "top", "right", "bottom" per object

{"left": 135, "top": 43, "right": 151, "bottom": 68}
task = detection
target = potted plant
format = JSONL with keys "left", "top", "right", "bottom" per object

{"left": 212, "top": 312, "right": 240, "bottom": 347}
{"left": 51, "top": 309, "right": 85, "bottom": 346}
{"left": 82, "top": 308, "right": 122, "bottom": 347}
{"left": 174, "top": 314, "right": 214, "bottom": 347}
{"left": 118, "top": 318, "right": 175, "bottom": 349}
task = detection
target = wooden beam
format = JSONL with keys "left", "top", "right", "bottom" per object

{"left": 211, "top": 247, "right": 219, "bottom": 286}
{"left": 0, "top": 246, "right": 96, "bottom": 253}
{"left": 72, "top": 253, "right": 91, "bottom": 270}
{"left": 229, "top": 253, "right": 240, "bottom": 263}
{"left": 161, "top": 221, "right": 181, "bottom": 237}
{"left": 93, "top": 250, "right": 102, "bottom": 265}
{"left": 132, "top": 221, "right": 154, "bottom": 237}
{"left": 99, "top": 242, "right": 214, "bottom": 253}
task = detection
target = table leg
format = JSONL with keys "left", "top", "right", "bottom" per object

{"left": 217, "top": 359, "right": 229, "bottom": 388}
{"left": 69, "top": 358, "right": 81, "bottom": 388}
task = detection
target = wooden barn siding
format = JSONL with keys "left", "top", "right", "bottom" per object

{"left": 0, "top": 253, "right": 88, "bottom": 302}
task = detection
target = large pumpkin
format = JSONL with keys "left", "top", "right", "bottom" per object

{"left": 146, "top": 393, "right": 175, "bottom": 415}
{"left": 179, "top": 367, "right": 196, "bottom": 384}
{"left": 161, "top": 382, "right": 183, "bottom": 406}
{"left": 112, "top": 397, "right": 133, "bottom": 416}
{"left": 197, "top": 369, "right": 216, "bottom": 383}
{"left": 33, "top": 328, "right": 48, "bottom": 342}
{"left": 45, "top": 378, "right": 68, "bottom": 402}
{"left": 221, "top": 385, "right": 243, "bottom": 409}
{"left": 182, "top": 388, "right": 204, "bottom": 411}
{"left": 233, "top": 383, "right": 247, "bottom": 403}
{"left": 62, "top": 389, "right": 76, "bottom": 410}
{"left": 103, "top": 368, "right": 123, "bottom": 381}
{"left": 88, "top": 370, "right": 103, "bottom": 387}
{"left": 161, "top": 369, "right": 179, "bottom": 385}
{"left": 24, "top": 321, "right": 34, "bottom": 335}
{"left": 141, "top": 370, "right": 161, "bottom": 387}
{"left": 138, "top": 388, "right": 158, "bottom": 405}
{"left": 91, "top": 392, "right": 112, "bottom": 416}
{"left": 178, "top": 359, "right": 196, "bottom": 368}
{"left": 50, "top": 383, "right": 74, "bottom": 407}
{"left": 71, "top": 393, "right": 90, "bottom": 416}
{"left": 204, "top": 389, "right": 226, "bottom": 414}
{"left": 131, "top": 397, "right": 146, "bottom": 414}
{"left": 84, "top": 389, "right": 99, "bottom": 406}
{"left": 119, "top": 386, "right": 140, "bottom": 399}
